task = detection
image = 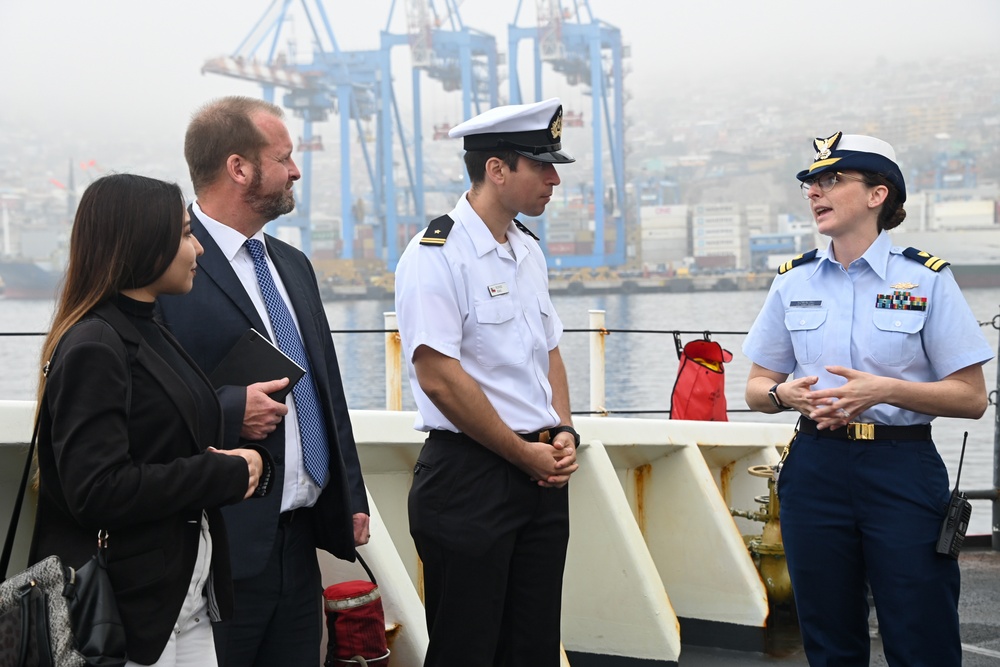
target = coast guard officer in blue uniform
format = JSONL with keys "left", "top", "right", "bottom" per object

{"left": 743, "top": 132, "right": 993, "bottom": 666}
{"left": 394, "top": 98, "right": 580, "bottom": 666}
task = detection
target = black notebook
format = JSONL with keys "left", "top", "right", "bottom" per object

{"left": 209, "top": 328, "right": 305, "bottom": 402}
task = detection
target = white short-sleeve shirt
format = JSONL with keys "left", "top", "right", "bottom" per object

{"left": 394, "top": 192, "right": 564, "bottom": 433}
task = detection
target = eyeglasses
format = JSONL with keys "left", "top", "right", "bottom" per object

{"left": 799, "top": 171, "right": 865, "bottom": 199}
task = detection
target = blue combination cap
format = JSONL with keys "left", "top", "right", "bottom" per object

{"left": 449, "top": 98, "right": 575, "bottom": 164}
{"left": 796, "top": 132, "right": 906, "bottom": 203}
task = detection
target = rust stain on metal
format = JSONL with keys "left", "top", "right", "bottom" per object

{"left": 385, "top": 623, "right": 402, "bottom": 649}
{"left": 719, "top": 461, "right": 734, "bottom": 504}
{"left": 633, "top": 464, "right": 651, "bottom": 535}
{"left": 386, "top": 329, "right": 404, "bottom": 411}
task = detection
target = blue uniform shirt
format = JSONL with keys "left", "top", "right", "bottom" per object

{"left": 743, "top": 231, "right": 993, "bottom": 425}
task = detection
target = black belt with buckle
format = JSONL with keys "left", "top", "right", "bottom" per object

{"left": 798, "top": 417, "right": 932, "bottom": 441}
{"left": 428, "top": 429, "right": 551, "bottom": 445}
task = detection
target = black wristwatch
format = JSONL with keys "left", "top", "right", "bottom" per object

{"left": 767, "top": 383, "right": 792, "bottom": 411}
{"left": 549, "top": 425, "right": 580, "bottom": 448}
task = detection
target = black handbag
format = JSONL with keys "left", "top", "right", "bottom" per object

{"left": 0, "top": 414, "right": 128, "bottom": 667}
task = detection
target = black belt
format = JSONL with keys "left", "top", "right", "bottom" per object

{"left": 279, "top": 509, "right": 299, "bottom": 525}
{"left": 798, "top": 417, "right": 932, "bottom": 441}
{"left": 428, "top": 429, "right": 551, "bottom": 445}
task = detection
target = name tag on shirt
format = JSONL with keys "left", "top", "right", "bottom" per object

{"left": 488, "top": 282, "right": 509, "bottom": 297}
{"left": 790, "top": 300, "right": 822, "bottom": 308}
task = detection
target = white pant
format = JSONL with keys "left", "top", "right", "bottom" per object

{"left": 126, "top": 513, "right": 217, "bottom": 667}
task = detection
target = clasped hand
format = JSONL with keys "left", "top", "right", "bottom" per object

{"left": 780, "top": 366, "right": 880, "bottom": 430}
{"left": 523, "top": 433, "right": 579, "bottom": 488}
{"left": 208, "top": 447, "right": 264, "bottom": 499}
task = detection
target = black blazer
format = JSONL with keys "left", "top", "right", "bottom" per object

{"left": 29, "top": 301, "right": 250, "bottom": 665}
{"left": 158, "top": 209, "right": 368, "bottom": 576}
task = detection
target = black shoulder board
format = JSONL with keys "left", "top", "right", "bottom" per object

{"left": 777, "top": 249, "right": 818, "bottom": 275}
{"left": 419, "top": 215, "right": 454, "bottom": 246}
{"left": 514, "top": 219, "right": 539, "bottom": 241}
{"left": 902, "top": 247, "right": 950, "bottom": 272}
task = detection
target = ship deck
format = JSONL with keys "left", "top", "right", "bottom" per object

{"left": 680, "top": 542, "right": 1000, "bottom": 666}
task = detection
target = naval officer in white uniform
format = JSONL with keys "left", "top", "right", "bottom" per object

{"left": 394, "top": 97, "right": 580, "bottom": 667}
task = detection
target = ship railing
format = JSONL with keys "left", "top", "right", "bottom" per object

{"left": 383, "top": 309, "right": 1000, "bottom": 550}
{"left": 3, "top": 308, "right": 999, "bottom": 548}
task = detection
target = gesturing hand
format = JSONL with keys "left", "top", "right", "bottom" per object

{"left": 807, "top": 366, "right": 880, "bottom": 429}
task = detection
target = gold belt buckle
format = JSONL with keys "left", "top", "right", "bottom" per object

{"left": 847, "top": 423, "right": 875, "bottom": 440}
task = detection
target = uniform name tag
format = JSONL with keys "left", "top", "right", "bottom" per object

{"left": 488, "top": 283, "right": 509, "bottom": 297}
{"left": 790, "top": 300, "right": 822, "bottom": 308}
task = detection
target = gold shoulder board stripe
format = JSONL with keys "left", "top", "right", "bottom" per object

{"left": 901, "top": 247, "right": 950, "bottom": 272}
{"left": 777, "top": 248, "right": 818, "bottom": 275}
{"left": 419, "top": 215, "right": 455, "bottom": 247}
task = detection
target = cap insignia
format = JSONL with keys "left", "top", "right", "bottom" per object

{"left": 813, "top": 132, "right": 843, "bottom": 160}
{"left": 549, "top": 107, "right": 563, "bottom": 142}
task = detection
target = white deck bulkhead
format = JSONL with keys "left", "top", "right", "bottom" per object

{"left": 2, "top": 401, "right": 794, "bottom": 666}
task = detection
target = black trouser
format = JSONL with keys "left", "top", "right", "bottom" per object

{"left": 409, "top": 432, "right": 570, "bottom": 667}
{"left": 214, "top": 512, "right": 322, "bottom": 667}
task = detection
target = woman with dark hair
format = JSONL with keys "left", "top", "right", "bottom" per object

{"left": 742, "top": 133, "right": 993, "bottom": 666}
{"left": 29, "top": 173, "right": 269, "bottom": 667}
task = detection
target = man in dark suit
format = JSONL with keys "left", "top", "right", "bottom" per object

{"left": 158, "top": 96, "right": 370, "bottom": 667}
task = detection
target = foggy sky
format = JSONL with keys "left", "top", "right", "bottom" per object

{"left": 2, "top": 0, "right": 998, "bottom": 187}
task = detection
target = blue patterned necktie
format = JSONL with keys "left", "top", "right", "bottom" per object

{"left": 245, "top": 238, "right": 329, "bottom": 487}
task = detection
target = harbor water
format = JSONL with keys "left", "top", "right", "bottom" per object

{"left": 2, "top": 287, "right": 998, "bottom": 534}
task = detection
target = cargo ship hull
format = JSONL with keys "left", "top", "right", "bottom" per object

{"left": 0, "top": 261, "right": 61, "bottom": 300}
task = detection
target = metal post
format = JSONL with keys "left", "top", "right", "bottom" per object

{"left": 589, "top": 309, "right": 607, "bottom": 417}
{"left": 384, "top": 312, "right": 402, "bottom": 411}
{"left": 994, "top": 306, "right": 1000, "bottom": 550}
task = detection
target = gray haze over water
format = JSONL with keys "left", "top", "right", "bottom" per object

{"left": 1, "top": 1, "right": 999, "bottom": 532}
{"left": 2, "top": 0, "right": 999, "bottom": 196}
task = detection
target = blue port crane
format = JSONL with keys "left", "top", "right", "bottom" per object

{"left": 201, "top": 0, "right": 385, "bottom": 260}
{"left": 379, "top": 0, "right": 500, "bottom": 268}
{"left": 200, "top": 0, "right": 499, "bottom": 270}
{"left": 507, "top": 0, "right": 628, "bottom": 269}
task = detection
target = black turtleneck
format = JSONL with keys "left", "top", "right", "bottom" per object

{"left": 113, "top": 293, "right": 218, "bottom": 445}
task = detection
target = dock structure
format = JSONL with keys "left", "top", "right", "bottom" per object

{"left": 547, "top": 270, "right": 774, "bottom": 296}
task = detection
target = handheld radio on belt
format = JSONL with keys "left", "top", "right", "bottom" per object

{"left": 935, "top": 432, "right": 972, "bottom": 559}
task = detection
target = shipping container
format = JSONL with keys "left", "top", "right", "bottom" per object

{"left": 641, "top": 228, "right": 687, "bottom": 240}
{"left": 547, "top": 242, "right": 577, "bottom": 255}
{"left": 547, "top": 231, "right": 577, "bottom": 243}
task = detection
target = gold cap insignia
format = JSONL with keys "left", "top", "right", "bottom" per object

{"left": 813, "top": 131, "right": 843, "bottom": 160}
{"left": 549, "top": 106, "right": 563, "bottom": 141}
{"left": 891, "top": 282, "right": 918, "bottom": 290}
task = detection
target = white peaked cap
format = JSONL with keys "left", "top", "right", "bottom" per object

{"left": 448, "top": 98, "right": 575, "bottom": 164}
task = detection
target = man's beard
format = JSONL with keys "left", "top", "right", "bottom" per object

{"left": 245, "top": 165, "right": 295, "bottom": 221}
